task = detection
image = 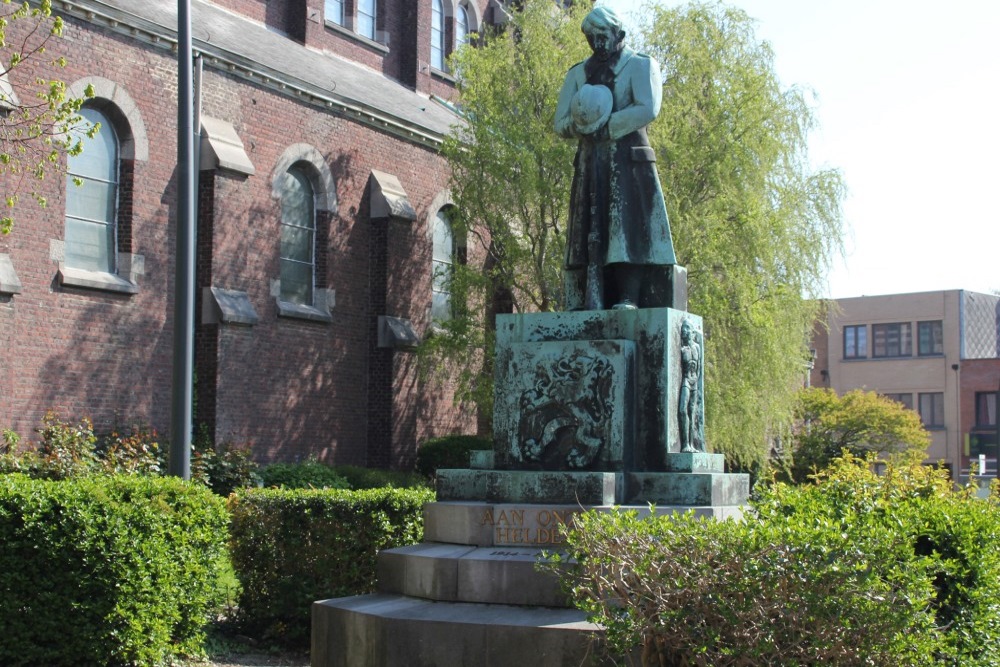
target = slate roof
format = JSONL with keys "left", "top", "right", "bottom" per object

{"left": 68, "top": 0, "right": 462, "bottom": 143}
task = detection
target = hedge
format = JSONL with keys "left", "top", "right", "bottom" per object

{"left": 415, "top": 434, "right": 493, "bottom": 478}
{"left": 561, "top": 453, "right": 1000, "bottom": 666}
{"left": 227, "top": 486, "right": 434, "bottom": 647}
{"left": 0, "top": 474, "right": 229, "bottom": 666}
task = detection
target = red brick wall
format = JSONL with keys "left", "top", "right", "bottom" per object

{"left": 0, "top": 3, "right": 477, "bottom": 465}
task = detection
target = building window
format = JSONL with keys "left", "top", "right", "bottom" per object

{"left": 976, "top": 392, "right": 997, "bottom": 428}
{"left": 872, "top": 322, "right": 912, "bottom": 358}
{"left": 65, "top": 106, "right": 118, "bottom": 273}
{"left": 279, "top": 166, "right": 316, "bottom": 306}
{"left": 357, "top": 0, "right": 376, "bottom": 40}
{"left": 325, "top": 0, "right": 343, "bottom": 25}
{"left": 431, "top": 0, "right": 445, "bottom": 70}
{"left": 917, "top": 320, "right": 943, "bottom": 356}
{"left": 456, "top": 4, "right": 470, "bottom": 47}
{"left": 431, "top": 208, "right": 455, "bottom": 322}
{"left": 919, "top": 392, "right": 945, "bottom": 429}
{"left": 884, "top": 393, "right": 913, "bottom": 411}
{"left": 843, "top": 325, "right": 867, "bottom": 359}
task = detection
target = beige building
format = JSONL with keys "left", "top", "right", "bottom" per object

{"left": 811, "top": 290, "right": 1000, "bottom": 478}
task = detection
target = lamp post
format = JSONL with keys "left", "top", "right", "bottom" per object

{"left": 170, "top": 0, "right": 195, "bottom": 479}
{"left": 952, "top": 363, "right": 960, "bottom": 481}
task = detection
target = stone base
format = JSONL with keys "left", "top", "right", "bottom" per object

{"left": 312, "top": 498, "right": 744, "bottom": 666}
{"left": 437, "top": 467, "right": 749, "bottom": 507}
{"left": 312, "top": 594, "right": 611, "bottom": 667}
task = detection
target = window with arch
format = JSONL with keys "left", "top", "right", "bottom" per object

{"left": 65, "top": 106, "right": 118, "bottom": 273}
{"left": 279, "top": 165, "right": 316, "bottom": 306}
{"left": 431, "top": 207, "right": 456, "bottom": 321}
{"left": 357, "top": 0, "right": 376, "bottom": 40}
{"left": 324, "top": 0, "right": 344, "bottom": 26}
{"left": 431, "top": 0, "right": 445, "bottom": 70}
{"left": 456, "top": 3, "right": 470, "bottom": 47}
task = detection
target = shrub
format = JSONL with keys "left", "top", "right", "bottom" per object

{"left": 0, "top": 474, "right": 229, "bottom": 666}
{"left": 228, "top": 486, "right": 433, "bottom": 647}
{"left": 415, "top": 434, "right": 492, "bottom": 478}
{"left": 332, "top": 464, "right": 429, "bottom": 489}
{"left": 98, "top": 423, "right": 163, "bottom": 476}
{"left": 561, "top": 453, "right": 1000, "bottom": 666}
{"left": 34, "top": 411, "right": 100, "bottom": 479}
{"left": 259, "top": 460, "right": 350, "bottom": 489}
{"left": 191, "top": 440, "right": 261, "bottom": 496}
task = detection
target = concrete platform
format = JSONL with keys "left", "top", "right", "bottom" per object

{"left": 312, "top": 594, "right": 613, "bottom": 667}
{"left": 377, "top": 543, "right": 570, "bottom": 607}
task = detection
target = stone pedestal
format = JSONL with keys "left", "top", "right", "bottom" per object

{"left": 313, "top": 310, "right": 748, "bottom": 666}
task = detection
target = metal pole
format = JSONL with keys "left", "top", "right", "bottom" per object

{"left": 170, "top": 0, "right": 195, "bottom": 479}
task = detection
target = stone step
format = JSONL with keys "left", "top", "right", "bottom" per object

{"left": 376, "top": 543, "right": 571, "bottom": 607}
{"left": 312, "top": 593, "right": 614, "bottom": 667}
{"left": 423, "top": 501, "right": 745, "bottom": 548}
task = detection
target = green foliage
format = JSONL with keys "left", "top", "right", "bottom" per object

{"left": 433, "top": 0, "right": 844, "bottom": 466}
{"left": 0, "top": 0, "right": 95, "bottom": 233}
{"left": 98, "top": 423, "right": 163, "bottom": 476}
{"left": 33, "top": 410, "right": 100, "bottom": 478}
{"left": 227, "top": 486, "right": 433, "bottom": 647}
{"left": 416, "top": 434, "right": 493, "bottom": 478}
{"left": 422, "top": 0, "right": 593, "bottom": 415}
{"left": 331, "top": 464, "right": 430, "bottom": 490}
{"left": 0, "top": 474, "right": 229, "bottom": 666}
{"left": 561, "top": 452, "right": 1000, "bottom": 666}
{"left": 259, "top": 460, "right": 350, "bottom": 490}
{"left": 639, "top": 2, "right": 845, "bottom": 470}
{"left": 791, "top": 387, "right": 931, "bottom": 481}
{"left": 191, "top": 440, "right": 261, "bottom": 496}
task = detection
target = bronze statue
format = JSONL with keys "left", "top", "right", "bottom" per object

{"left": 678, "top": 318, "right": 704, "bottom": 453}
{"left": 554, "top": 7, "right": 675, "bottom": 311}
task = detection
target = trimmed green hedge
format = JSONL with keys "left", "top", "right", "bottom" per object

{"left": 228, "top": 486, "right": 434, "bottom": 647}
{"left": 331, "top": 464, "right": 429, "bottom": 489}
{"left": 0, "top": 474, "right": 229, "bottom": 666}
{"left": 416, "top": 434, "right": 492, "bottom": 478}
{"left": 259, "top": 460, "right": 351, "bottom": 490}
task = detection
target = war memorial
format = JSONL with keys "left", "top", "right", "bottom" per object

{"left": 312, "top": 8, "right": 749, "bottom": 665}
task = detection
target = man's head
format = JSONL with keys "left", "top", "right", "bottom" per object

{"left": 581, "top": 7, "right": 625, "bottom": 61}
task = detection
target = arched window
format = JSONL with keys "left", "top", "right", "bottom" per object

{"left": 456, "top": 4, "right": 470, "bottom": 47}
{"left": 431, "top": 208, "right": 455, "bottom": 321}
{"left": 279, "top": 166, "right": 316, "bottom": 306}
{"left": 325, "top": 0, "right": 344, "bottom": 26}
{"left": 357, "top": 0, "right": 376, "bottom": 40}
{"left": 431, "top": 0, "right": 445, "bottom": 70}
{"left": 65, "top": 106, "right": 118, "bottom": 273}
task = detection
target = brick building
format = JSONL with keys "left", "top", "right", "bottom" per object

{"left": 0, "top": 0, "right": 506, "bottom": 467}
{"left": 810, "top": 290, "right": 1000, "bottom": 478}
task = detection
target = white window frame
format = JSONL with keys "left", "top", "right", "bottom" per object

{"left": 65, "top": 106, "right": 119, "bottom": 274}
{"left": 431, "top": 0, "right": 445, "bottom": 70}
{"left": 357, "top": 0, "right": 376, "bottom": 40}
{"left": 325, "top": 0, "right": 344, "bottom": 26}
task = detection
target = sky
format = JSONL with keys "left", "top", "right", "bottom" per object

{"left": 598, "top": 0, "right": 1000, "bottom": 299}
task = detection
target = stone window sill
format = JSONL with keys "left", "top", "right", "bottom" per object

{"left": 277, "top": 298, "right": 333, "bottom": 323}
{"left": 324, "top": 20, "right": 389, "bottom": 54}
{"left": 58, "top": 265, "right": 138, "bottom": 294}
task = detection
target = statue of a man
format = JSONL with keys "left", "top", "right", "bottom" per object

{"left": 555, "top": 7, "right": 676, "bottom": 311}
{"left": 678, "top": 318, "right": 704, "bottom": 453}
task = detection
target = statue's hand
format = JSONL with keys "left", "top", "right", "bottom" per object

{"left": 589, "top": 122, "right": 610, "bottom": 142}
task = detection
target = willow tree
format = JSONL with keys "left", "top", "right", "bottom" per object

{"left": 431, "top": 0, "right": 844, "bottom": 471}
{"left": 423, "top": 0, "right": 592, "bottom": 415}
{"left": 640, "top": 2, "right": 845, "bottom": 470}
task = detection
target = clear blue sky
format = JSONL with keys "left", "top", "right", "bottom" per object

{"left": 599, "top": 0, "right": 1000, "bottom": 299}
